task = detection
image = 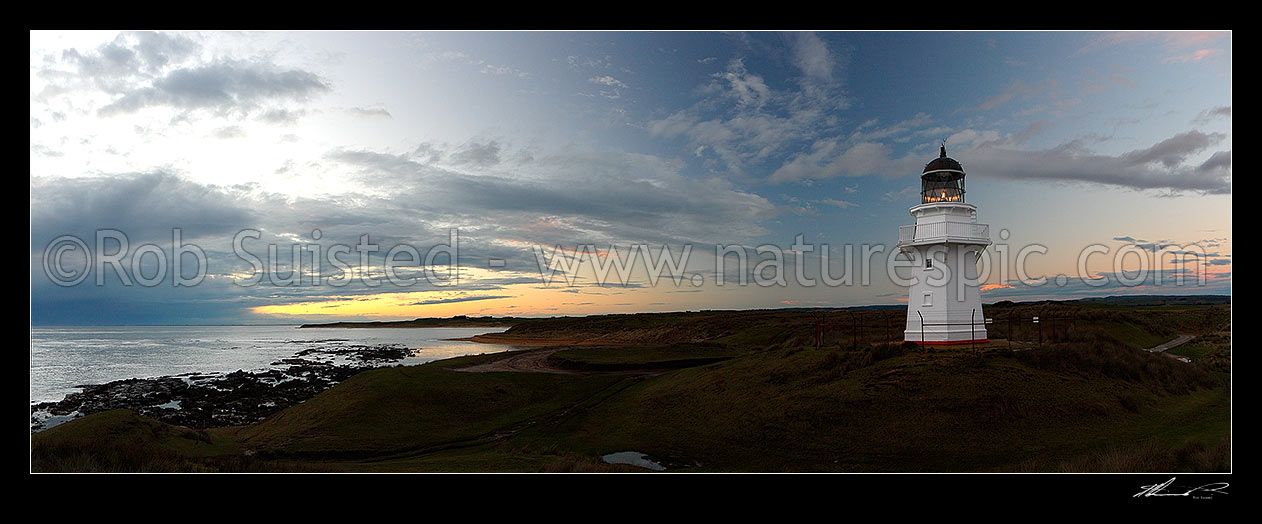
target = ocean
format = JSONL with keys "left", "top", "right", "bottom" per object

{"left": 30, "top": 325, "right": 516, "bottom": 404}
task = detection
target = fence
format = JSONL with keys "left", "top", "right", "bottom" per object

{"left": 809, "top": 305, "right": 1228, "bottom": 353}
{"left": 808, "top": 308, "right": 1155, "bottom": 352}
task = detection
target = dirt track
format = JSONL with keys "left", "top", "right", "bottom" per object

{"left": 1146, "top": 334, "right": 1195, "bottom": 363}
{"left": 454, "top": 349, "right": 577, "bottom": 374}
{"left": 450, "top": 334, "right": 634, "bottom": 347}
{"left": 453, "top": 348, "right": 668, "bottom": 376}
{"left": 1146, "top": 334, "right": 1195, "bottom": 353}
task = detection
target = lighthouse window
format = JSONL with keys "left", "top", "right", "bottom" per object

{"left": 925, "top": 257, "right": 932, "bottom": 269}
{"left": 922, "top": 293, "right": 932, "bottom": 306}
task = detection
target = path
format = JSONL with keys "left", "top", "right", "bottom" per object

{"left": 1145, "top": 334, "right": 1195, "bottom": 353}
{"left": 1145, "top": 334, "right": 1195, "bottom": 363}
{"left": 453, "top": 348, "right": 670, "bottom": 376}
{"left": 454, "top": 348, "right": 576, "bottom": 374}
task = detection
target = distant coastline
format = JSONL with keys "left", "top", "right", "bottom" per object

{"left": 299, "top": 316, "right": 517, "bottom": 329}
{"left": 297, "top": 295, "right": 1231, "bottom": 330}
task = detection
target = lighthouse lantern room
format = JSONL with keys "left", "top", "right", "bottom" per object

{"left": 898, "top": 145, "right": 991, "bottom": 345}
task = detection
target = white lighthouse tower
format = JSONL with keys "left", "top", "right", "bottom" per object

{"left": 898, "top": 145, "right": 991, "bottom": 345}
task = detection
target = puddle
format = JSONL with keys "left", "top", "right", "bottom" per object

{"left": 601, "top": 451, "right": 666, "bottom": 471}
{"left": 31, "top": 409, "right": 81, "bottom": 432}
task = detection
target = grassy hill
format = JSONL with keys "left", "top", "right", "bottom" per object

{"left": 32, "top": 300, "right": 1231, "bottom": 472}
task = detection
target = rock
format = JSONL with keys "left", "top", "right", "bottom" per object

{"left": 32, "top": 343, "right": 415, "bottom": 431}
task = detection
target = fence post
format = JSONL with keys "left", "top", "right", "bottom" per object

{"left": 971, "top": 308, "right": 976, "bottom": 353}
{"left": 815, "top": 313, "right": 822, "bottom": 350}
{"left": 917, "top": 310, "right": 925, "bottom": 350}
{"left": 848, "top": 310, "right": 857, "bottom": 350}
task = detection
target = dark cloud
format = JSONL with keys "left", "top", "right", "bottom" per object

{"left": 59, "top": 32, "right": 199, "bottom": 81}
{"left": 129, "top": 31, "right": 201, "bottom": 72}
{"left": 328, "top": 145, "right": 778, "bottom": 248}
{"left": 1197, "top": 151, "right": 1231, "bottom": 174}
{"left": 409, "top": 295, "right": 512, "bottom": 306}
{"left": 30, "top": 172, "right": 254, "bottom": 249}
{"left": 1119, "top": 130, "right": 1224, "bottom": 168}
{"left": 969, "top": 134, "right": 1231, "bottom": 194}
{"left": 39, "top": 32, "right": 202, "bottom": 101}
{"left": 778, "top": 129, "right": 1231, "bottom": 194}
{"left": 449, "top": 141, "right": 502, "bottom": 167}
{"left": 99, "top": 60, "right": 330, "bottom": 116}
{"left": 982, "top": 267, "right": 1230, "bottom": 302}
{"left": 1192, "top": 105, "right": 1231, "bottom": 125}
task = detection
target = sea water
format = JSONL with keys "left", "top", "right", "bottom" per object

{"left": 30, "top": 325, "right": 515, "bottom": 404}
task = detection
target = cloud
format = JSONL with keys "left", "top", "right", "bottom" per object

{"left": 53, "top": 31, "right": 201, "bottom": 87}
{"left": 883, "top": 185, "right": 919, "bottom": 201}
{"left": 409, "top": 295, "right": 512, "bottom": 306}
{"left": 647, "top": 54, "right": 850, "bottom": 177}
{"left": 816, "top": 198, "right": 858, "bottom": 209}
{"left": 1192, "top": 106, "right": 1231, "bottom": 125}
{"left": 789, "top": 32, "right": 834, "bottom": 82}
{"left": 1163, "top": 49, "right": 1224, "bottom": 63}
{"left": 449, "top": 141, "right": 502, "bottom": 167}
{"left": 328, "top": 143, "right": 778, "bottom": 247}
{"left": 257, "top": 108, "right": 308, "bottom": 125}
{"left": 714, "top": 58, "right": 772, "bottom": 110}
{"left": 1120, "top": 131, "right": 1224, "bottom": 168}
{"left": 38, "top": 32, "right": 328, "bottom": 124}
{"left": 1077, "top": 31, "right": 1229, "bottom": 57}
{"left": 98, "top": 60, "right": 330, "bottom": 116}
{"left": 1197, "top": 151, "right": 1231, "bottom": 174}
{"left": 588, "top": 75, "right": 627, "bottom": 89}
{"left": 30, "top": 172, "right": 256, "bottom": 250}
{"left": 769, "top": 128, "right": 1231, "bottom": 194}
{"left": 969, "top": 135, "right": 1230, "bottom": 194}
{"left": 346, "top": 106, "right": 393, "bottom": 119}
{"left": 212, "top": 126, "right": 246, "bottom": 139}
{"left": 975, "top": 80, "right": 1046, "bottom": 111}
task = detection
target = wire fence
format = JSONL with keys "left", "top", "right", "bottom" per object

{"left": 809, "top": 305, "right": 1227, "bottom": 353}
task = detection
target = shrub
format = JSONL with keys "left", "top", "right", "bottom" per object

{"left": 871, "top": 343, "right": 906, "bottom": 362}
{"left": 1014, "top": 329, "right": 1220, "bottom": 395}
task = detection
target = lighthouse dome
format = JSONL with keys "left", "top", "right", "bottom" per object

{"left": 920, "top": 144, "right": 966, "bottom": 203}
{"left": 922, "top": 145, "right": 965, "bottom": 177}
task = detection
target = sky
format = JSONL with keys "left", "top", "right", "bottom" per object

{"left": 29, "top": 31, "right": 1232, "bottom": 325}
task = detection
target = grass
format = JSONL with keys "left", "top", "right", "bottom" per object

{"left": 231, "top": 352, "right": 629, "bottom": 460}
{"left": 1044, "top": 438, "right": 1230, "bottom": 472}
{"left": 29, "top": 409, "right": 325, "bottom": 472}
{"left": 32, "top": 302, "right": 1231, "bottom": 472}
{"left": 528, "top": 340, "right": 1227, "bottom": 472}
{"left": 547, "top": 342, "right": 743, "bottom": 371}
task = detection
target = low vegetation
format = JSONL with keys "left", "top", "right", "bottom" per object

{"left": 32, "top": 298, "right": 1231, "bottom": 472}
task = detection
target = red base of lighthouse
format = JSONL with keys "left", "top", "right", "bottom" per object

{"left": 903, "top": 338, "right": 989, "bottom": 346}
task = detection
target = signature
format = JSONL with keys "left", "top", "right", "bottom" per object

{"left": 1134, "top": 477, "right": 1229, "bottom": 499}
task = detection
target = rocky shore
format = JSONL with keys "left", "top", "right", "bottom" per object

{"left": 30, "top": 343, "right": 414, "bottom": 432}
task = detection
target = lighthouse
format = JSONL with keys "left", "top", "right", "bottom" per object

{"left": 898, "top": 145, "right": 991, "bottom": 345}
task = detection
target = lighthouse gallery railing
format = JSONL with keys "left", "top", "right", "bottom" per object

{"left": 898, "top": 222, "right": 990, "bottom": 243}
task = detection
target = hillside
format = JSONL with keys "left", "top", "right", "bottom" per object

{"left": 33, "top": 300, "right": 1231, "bottom": 472}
